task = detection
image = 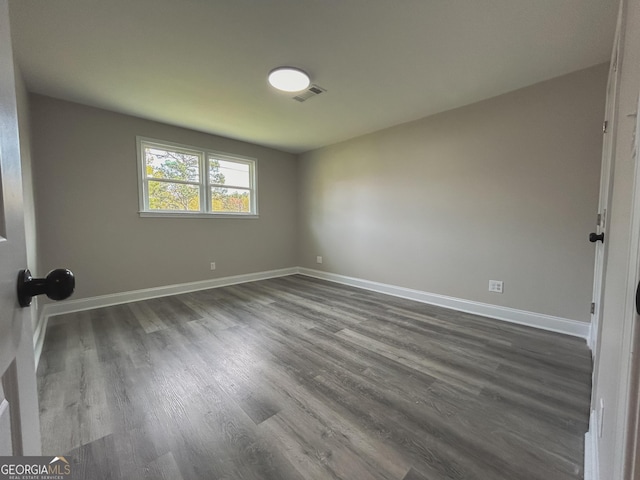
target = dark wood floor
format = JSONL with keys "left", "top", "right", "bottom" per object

{"left": 37, "top": 274, "right": 592, "bottom": 480}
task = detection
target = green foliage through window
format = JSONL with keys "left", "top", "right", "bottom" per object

{"left": 138, "top": 139, "right": 256, "bottom": 216}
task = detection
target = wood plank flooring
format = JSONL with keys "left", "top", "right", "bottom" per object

{"left": 37, "top": 274, "right": 592, "bottom": 480}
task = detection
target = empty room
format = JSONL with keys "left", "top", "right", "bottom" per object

{"left": 1, "top": 0, "right": 640, "bottom": 479}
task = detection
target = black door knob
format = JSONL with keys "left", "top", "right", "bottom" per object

{"left": 589, "top": 232, "right": 605, "bottom": 243}
{"left": 17, "top": 268, "right": 75, "bottom": 307}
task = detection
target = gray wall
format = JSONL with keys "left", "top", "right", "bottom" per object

{"left": 298, "top": 64, "right": 608, "bottom": 322}
{"left": 30, "top": 95, "right": 298, "bottom": 299}
{"left": 30, "top": 64, "right": 607, "bottom": 322}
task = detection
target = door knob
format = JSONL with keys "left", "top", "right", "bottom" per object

{"left": 589, "top": 232, "right": 605, "bottom": 243}
{"left": 17, "top": 268, "right": 75, "bottom": 307}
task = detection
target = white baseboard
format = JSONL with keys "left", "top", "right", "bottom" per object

{"left": 584, "top": 410, "right": 600, "bottom": 480}
{"left": 34, "top": 267, "right": 298, "bottom": 367}
{"left": 42, "top": 267, "right": 298, "bottom": 318}
{"left": 34, "top": 265, "right": 591, "bottom": 368}
{"left": 298, "top": 268, "right": 591, "bottom": 340}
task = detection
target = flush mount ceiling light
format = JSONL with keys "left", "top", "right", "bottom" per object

{"left": 268, "top": 67, "right": 311, "bottom": 92}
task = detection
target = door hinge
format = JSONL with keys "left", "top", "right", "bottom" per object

{"left": 603, "top": 120, "right": 609, "bottom": 134}
{"left": 591, "top": 302, "right": 596, "bottom": 314}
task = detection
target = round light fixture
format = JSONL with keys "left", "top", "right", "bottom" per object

{"left": 268, "top": 67, "right": 310, "bottom": 92}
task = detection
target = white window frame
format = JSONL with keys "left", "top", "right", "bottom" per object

{"left": 136, "top": 137, "right": 258, "bottom": 218}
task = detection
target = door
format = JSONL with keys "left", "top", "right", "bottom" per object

{"left": 624, "top": 74, "right": 640, "bottom": 480}
{"left": 590, "top": 16, "right": 621, "bottom": 380}
{"left": 0, "top": 0, "right": 41, "bottom": 455}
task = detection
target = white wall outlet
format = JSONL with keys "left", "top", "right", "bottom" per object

{"left": 316, "top": 256, "right": 323, "bottom": 264}
{"left": 210, "top": 262, "right": 216, "bottom": 270}
{"left": 489, "top": 280, "right": 503, "bottom": 293}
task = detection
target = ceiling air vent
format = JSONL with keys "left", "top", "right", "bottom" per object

{"left": 293, "top": 84, "right": 326, "bottom": 102}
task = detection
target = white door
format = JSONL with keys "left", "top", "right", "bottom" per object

{"left": 590, "top": 16, "right": 621, "bottom": 379}
{"left": 624, "top": 85, "right": 640, "bottom": 480}
{"left": 0, "top": 0, "right": 41, "bottom": 456}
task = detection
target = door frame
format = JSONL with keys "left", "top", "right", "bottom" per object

{"left": 623, "top": 90, "right": 640, "bottom": 480}
{"left": 590, "top": 3, "right": 622, "bottom": 369}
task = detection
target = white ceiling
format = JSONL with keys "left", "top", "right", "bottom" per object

{"left": 8, "top": 0, "right": 618, "bottom": 154}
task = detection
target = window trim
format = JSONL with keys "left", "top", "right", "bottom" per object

{"left": 136, "top": 136, "right": 258, "bottom": 218}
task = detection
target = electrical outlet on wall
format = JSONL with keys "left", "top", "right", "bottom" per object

{"left": 210, "top": 262, "right": 216, "bottom": 270}
{"left": 316, "top": 256, "right": 323, "bottom": 264}
{"left": 489, "top": 280, "right": 503, "bottom": 293}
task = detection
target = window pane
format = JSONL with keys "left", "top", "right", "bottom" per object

{"left": 210, "top": 158, "right": 250, "bottom": 187}
{"left": 211, "top": 187, "right": 251, "bottom": 213}
{"left": 148, "top": 181, "right": 200, "bottom": 211}
{"left": 145, "top": 146, "right": 200, "bottom": 182}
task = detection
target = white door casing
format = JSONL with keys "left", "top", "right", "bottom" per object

{"left": 590, "top": 7, "right": 622, "bottom": 387}
{"left": 624, "top": 86, "right": 640, "bottom": 480}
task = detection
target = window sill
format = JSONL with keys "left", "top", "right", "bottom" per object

{"left": 139, "top": 211, "right": 259, "bottom": 219}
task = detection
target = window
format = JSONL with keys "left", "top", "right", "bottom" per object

{"left": 137, "top": 137, "right": 257, "bottom": 217}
